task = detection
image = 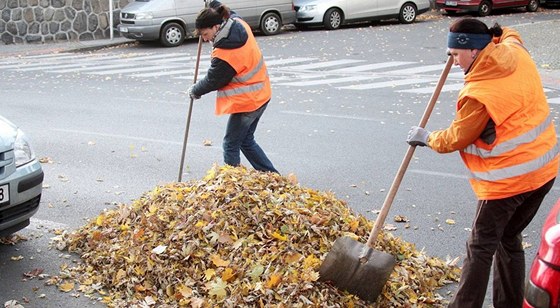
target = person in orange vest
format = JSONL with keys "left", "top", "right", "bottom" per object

{"left": 188, "top": 1, "right": 278, "bottom": 173}
{"left": 407, "top": 18, "right": 558, "bottom": 308}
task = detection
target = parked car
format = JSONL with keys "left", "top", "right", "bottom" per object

{"left": 523, "top": 197, "right": 560, "bottom": 308}
{"left": 435, "top": 0, "right": 539, "bottom": 17}
{"left": 293, "top": 0, "right": 431, "bottom": 30}
{"left": 117, "top": 0, "right": 296, "bottom": 47}
{"left": 542, "top": 0, "right": 560, "bottom": 7}
{"left": 0, "top": 115, "right": 43, "bottom": 237}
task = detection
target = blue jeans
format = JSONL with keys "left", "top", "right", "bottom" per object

{"left": 223, "top": 102, "right": 278, "bottom": 173}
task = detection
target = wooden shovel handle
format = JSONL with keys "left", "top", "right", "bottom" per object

{"left": 365, "top": 55, "right": 454, "bottom": 248}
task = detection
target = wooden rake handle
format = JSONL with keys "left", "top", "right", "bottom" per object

{"left": 178, "top": 0, "right": 209, "bottom": 182}
{"left": 365, "top": 55, "right": 454, "bottom": 249}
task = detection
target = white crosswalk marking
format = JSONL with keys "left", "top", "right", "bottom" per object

{"left": 277, "top": 76, "right": 381, "bottom": 86}
{"left": 265, "top": 57, "right": 316, "bottom": 66}
{"left": 381, "top": 64, "right": 447, "bottom": 75}
{"left": 0, "top": 51, "right": 557, "bottom": 100}
{"left": 287, "top": 59, "right": 365, "bottom": 70}
{"left": 329, "top": 61, "right": 414, "bottom": 73}
{"left": 397, "top": 82, "right": 465, "bottom": 93}
{"left": 52, "top": 63, "right": 140, "bottom": 73}
{"left": 339, "top": 78, "right": 430, "bottom": 90}
{"left": 548, "top": 97, "right": 560, "bottom": 105}
{"left": 89, "top": 65, "right": 177, "bottom": 75}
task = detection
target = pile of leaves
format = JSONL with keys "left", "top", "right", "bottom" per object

{"left": 52, "top": 165, "right": 460, "bottom": 307}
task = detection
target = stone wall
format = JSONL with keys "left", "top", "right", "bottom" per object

{"left": 0, "top": 0, "right": 131, "bottom": 44}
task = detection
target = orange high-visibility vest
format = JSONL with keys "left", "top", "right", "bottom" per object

{"left": 459, "top": 42, "right": 558, "bottom": 200}
{"left": 211, "top": 19, "right": 271, "bottom": 115}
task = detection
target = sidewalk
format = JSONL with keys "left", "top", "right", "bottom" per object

{"left": 0, "top": 36, "right": 135, "bottom": 57}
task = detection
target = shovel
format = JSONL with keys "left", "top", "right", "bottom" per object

{"left": 178, "top": 0, "right": 208, "bottom": 182}
{"left": 318, "top": 55, "right": 454, "bottom": 302}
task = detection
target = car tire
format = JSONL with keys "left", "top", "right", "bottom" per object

{"left": 323, "top": 8, "right": 343, "bottom": 30}
{"left": 526, "top": 0, "right": 539, "bottom": 12}
{"left": 160, "top": 22, "right": 185, "bottom": 47}
{"left": 478, "top": 0, "right": 492, "bottom": 17}
{"left": 260, "top": 12, "right": 282, "bottom": 36}
{"left": 398, "top": 3, "right": 417, "bottom": 24}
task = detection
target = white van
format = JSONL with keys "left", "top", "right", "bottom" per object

{"left": 117, "top": 0, "right": 296, "bottom": 47}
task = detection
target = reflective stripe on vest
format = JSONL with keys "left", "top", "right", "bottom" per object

{"left": 464, "top": 115, "right": 554, "bottom": 158}
{"left": 230, "top": 55, "right": 265, "bottom": 84}
{"left": 217, "top": 81, "right": 265, "bottom": 98}
{"left": 470, "top": 144, "right": 559, "bottom": 181}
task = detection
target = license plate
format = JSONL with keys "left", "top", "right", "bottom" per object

{"left": 119, "top": 26, "right": 128, "bottom": 33}
{"left": 446, "top": 1, "right": 458, "bottom": 6}
{"left": 0, "top": 184, "right": 9, "bottom": 204}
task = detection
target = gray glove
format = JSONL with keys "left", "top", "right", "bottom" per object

{"left": 407, "top": 126, "right": 430, "bottom": 147}
{"left": 187, "top": 85, "right": 201, "bottom": 100}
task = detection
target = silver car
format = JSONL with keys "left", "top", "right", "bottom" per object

{"left": 294, "top": 0, "right": 431, "bottom": 30}
{"left": 0, "top": 115, "right": 43, "bottom": 236}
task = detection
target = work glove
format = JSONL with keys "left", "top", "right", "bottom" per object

{"left": 407, "top": 126, "right": 430, "bottom": 147}
{"left": 187, "top": 85, "right": 201, "bottom": 100}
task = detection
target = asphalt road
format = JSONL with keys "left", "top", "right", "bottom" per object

{"left": 1, "top": 8, "right": 560, "bottom": 307}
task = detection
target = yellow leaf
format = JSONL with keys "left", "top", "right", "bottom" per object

{"left": 195, "top": 220, "right": 207, "bottom": 228}
{"left": 303, "top": 254, "right": 321, "bottom": 269}
{"left": 210, "top": 254, "right": 230, "bottom": 267}
{"left": 446, "top": 219, "right": 456, "bottom": 225}
{"left": 271, "top": 231, "right": 287, "bottom": 241}
{"left": 204, "top": 268, "right": 216, "bottom": 281}
{"left": 59, "top": 282, "right": 75, "bottom": 292}
{"left": 135, "top": 266, "right": 146, "bottom": 276}
{"left": 148, "top": 204, "right": 158, "bottom": 214}
{"left": 176, "top": 284, "right": 192, "bottom": 298}
{"left": 176, "top": 192, "right": 184, "bottom": 201}
{"left": 265, "top": 273, "right": 282, "bottom": 289}
{"left": 221, "top": 268, "right": 235, "bottom": 282}
{"left": 113, "top": 269, "right": 126, "bottom": 285}
{"left": 349, "top": 219, "right": 360, "bottom": 232}
{"left": 284, "top": 252, "right": 302, "bottom": 264}
{"left": 96, "top": 214, "right": 104, "bottom": 226}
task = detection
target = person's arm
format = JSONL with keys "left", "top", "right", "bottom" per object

{"left": 428, "top": 98, "right": 491, "bottom": 153}
{"left": 191, "top": 57, "right": 237, "bottom": 97}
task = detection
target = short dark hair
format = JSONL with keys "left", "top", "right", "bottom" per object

{"left": 195, "top": 4, "right": 231, "bottom": 29}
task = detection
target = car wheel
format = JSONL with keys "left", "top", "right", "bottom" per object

{"left": 399, "top": 3, "right": 417, "bottom": 24}
{"left": 323, "top": 8, "right": 343, "bottom": 30}
{"left": 260, "top": 12, "right": 281, "bottom": 36}
{"left": 478, "top": 0, "right": 492, "bottom": 17}
{"left": 526, "top": 0, "right": 539, "bottom": 12}
{"left": 160, "top": 22, "right": 185, "bottom": 47}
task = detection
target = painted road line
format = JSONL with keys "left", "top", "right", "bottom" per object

{"left": 277, "top": 75, "right": 380, "bottom": 86}
{"left": 397, "top": 82, "right": 465, "bottom": 94}
{"left": 339, "top": 78, "right": 432, "bottom": 90}
{"left": 329, "top": 61, "right": 415, "bottom": 73}
{"left": 288, "top": 59, "right": 366, "bottom": 71}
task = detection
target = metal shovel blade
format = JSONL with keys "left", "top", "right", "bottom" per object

{"left": 319, "top": 236, "right": 396, "bottom": 303}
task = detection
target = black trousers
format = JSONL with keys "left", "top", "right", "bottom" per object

{"left": 448, "top": 178, "right": 555, "bottom": 308}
